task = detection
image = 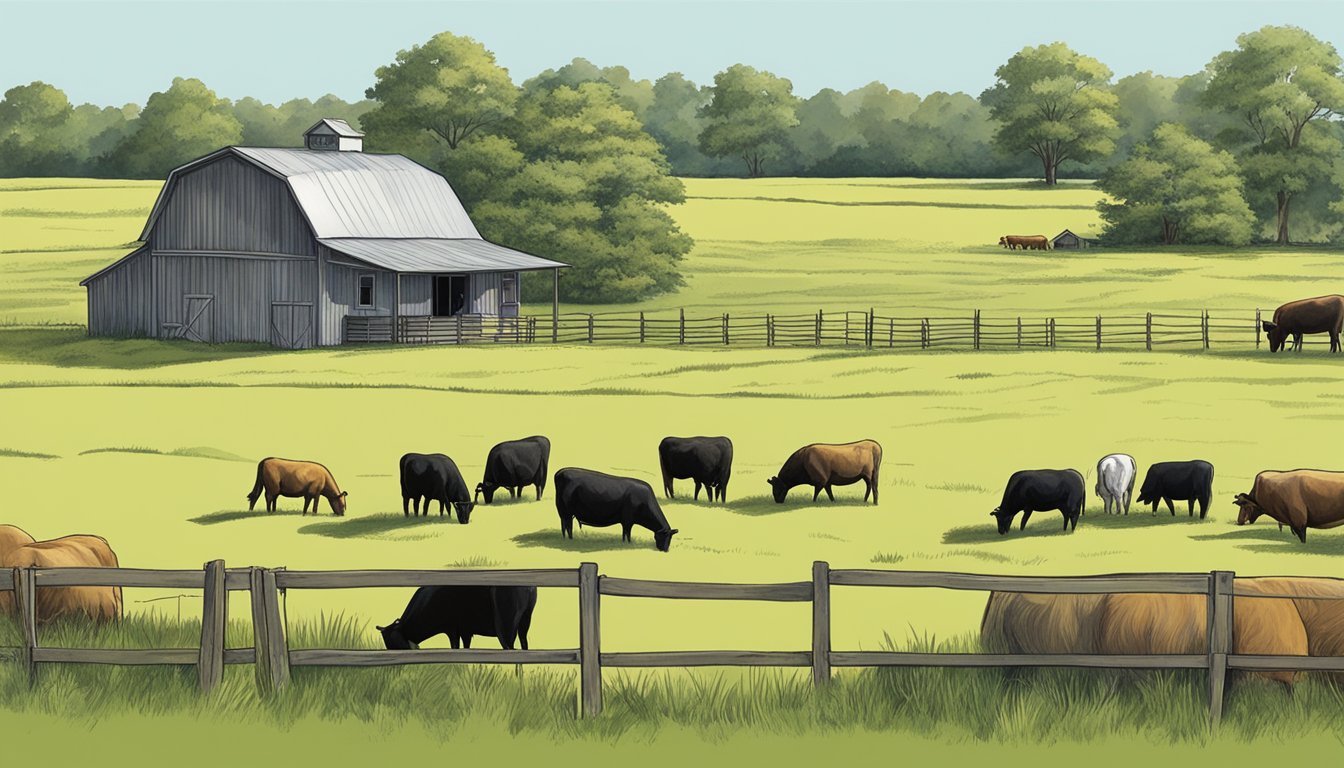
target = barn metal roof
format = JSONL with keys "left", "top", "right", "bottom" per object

{"left": 320, "top": 238, "right": 567, "bottom": 273}
{"left": 306, "top": 118, "right": 363, "bottom": 137}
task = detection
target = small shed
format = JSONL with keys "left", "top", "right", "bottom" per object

{"left": 1051, "top": 229, "right": 1090, "bottom": 249}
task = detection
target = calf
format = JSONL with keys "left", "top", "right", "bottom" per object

{"left": 1137, "top": 460, "right": 1213, "bottom": 518}
{"left": 658, "top": 436, "right": 733, "bottom": 502}
{"left": 554, "top": 468, "right": 678, "bottom": 552}
{"left": 377, "top": 585, "right": 536, "bottom": 650}
{"left": 400, "top": 453, "right": 475, "bottom": 524}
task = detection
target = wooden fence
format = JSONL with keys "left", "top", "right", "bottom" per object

{"left": 5, "top": 563, "right": 1344, "bottom": 727}
{"left": 346, "top": 309, "right": 1294, "bottom": 351}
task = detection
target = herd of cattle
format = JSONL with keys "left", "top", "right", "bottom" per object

{"left": 998, "top": 234, "right": 1050, "bottom": 250}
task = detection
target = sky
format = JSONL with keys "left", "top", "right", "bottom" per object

{"left": 3, "top": 0, "right": 1344, "bottom": 107}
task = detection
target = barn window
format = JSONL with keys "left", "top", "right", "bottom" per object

{"left": 501, "top": 275, "right": 518, "bottom": 304}
{"left": 356, "top": 273, "right": 376, "bottom": 308}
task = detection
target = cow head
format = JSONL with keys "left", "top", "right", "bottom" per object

{"left": 452, "top": 501, "right": 475, "bottom": 525}
{"left": 332, "top": 491, "right": 348, "bottom": 517}
{"left": 990, "top": 506, "right": 1014, "bottom": 535}
{"left": 475, "top": 482, "right": 494, "bottom": 505}
{"left": 1232, "top": 493, "right": 1263, "bottom": 525}
{"left": 1263, "top": 321, "right": 1287, "bottom": 353}
{"left": 767, "top": 476, "right": 787, "bottom": 504}
{"left": 998, "top": 236, "right": 1007, "bottom": 247}
{"left": 654, "top": 528, "right": 679, "bottom": 552}
{"left": 375, "top": 619, "right": 419, "bottom": 650}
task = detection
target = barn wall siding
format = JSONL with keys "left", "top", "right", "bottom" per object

{"left": 154, "top": 255, "right": 316, "bottom": 345}
{"left": 86, "top": 251, "right": 152, "bottom": 337}
{"left": 321, "top": 257, "right": 397, "bottom": 345}
{"left": 155, "top": 156, "right": 313, "bottom": 256}
{"left": 469, "top": 272, "right": 502, "bottom": 315}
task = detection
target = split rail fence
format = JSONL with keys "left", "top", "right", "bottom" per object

{"left": 4, "top": 563, "right": 1344, "bottom": 727}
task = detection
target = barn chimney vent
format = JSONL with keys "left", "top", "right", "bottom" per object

{"left": 304, "top": 118, "right": 364, "bottom": 152}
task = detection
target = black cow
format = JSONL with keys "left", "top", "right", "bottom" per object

{"left": 399, "top": 453, "right": 475, "bottom": 524}
{"left": 475, "top": 436, "right": 551, "bottom": 504}
{"left": 1137, "top": 460, "right": 1214, "bottom": 518}
{"left": 658, "top": 436, "right": 733, "bottom": 502}
{"left": 991, "top": 469, "right": 1085, "bottom": 534}
{"left": 376, "top": 585, "right": 537, "bottom": 650}
{"left": 554, "top": 467, "right": 679, "bottom": 552}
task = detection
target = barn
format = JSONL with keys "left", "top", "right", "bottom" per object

{"left": 1051, "top": 229, "right": 1090, "bottom": 250}
{"left": 81, "top": 119, "right": 567, "bottom": 348}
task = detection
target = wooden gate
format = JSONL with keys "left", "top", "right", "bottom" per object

{"left": 270, "top": 303, "right": 313, "bottom": 349}
{"left": 181, "top": 294, "right": 214, "bottom": 343}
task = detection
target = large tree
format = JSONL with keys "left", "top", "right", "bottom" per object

{"left": 698, "top": 64, "right": 799, "bottom": 177}
{"left": 1097, "top": 123, "right": 1254, "bottom": 245}
{"left": 1203, "top": 26, "right": 1344, "bottom": 244}
{"left": 0, "top": 82, "right": 76, "bottom": 175}
{"left": 103, "top": 78, "right": 241, "bottom": 178}
{"left": 982, "top": 43, "right": 1119, "bottom": 184}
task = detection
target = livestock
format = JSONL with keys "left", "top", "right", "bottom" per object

{"left": 400, "top": 453, "right": 475, "bottom": 524}
{"left": 1095, "top": 454, "right": 1137, "bottom": 514}
{"left": 247, "top": 457, "right": 346, "bottom": 516}
{"left": 475, "top": 436, "right": 551, "bottom": 504}
{"left": 0, "top": 531, "right": 122, "bottom": 624}
{"left": 1233, "top": 469, "right": 1344, "bottom": 543}
{"left": 1262, "top": 295, "right": 1344, "bottom": 353}
{"left": 999, "top": 235, "right": 1049, "bottom": 250}
{"left": 1137, "top": 460, "right": 1213, "bottom": 518}
{"left": 554, "top": 468, "right": 678, "bottom": 552}
{"left": 377, "top": 585, "right": 536, "bottom": 650}
{"left": 658, "top": 436, "right": 733, "bottom": 502}
{"left": 767, "top": 440, "right": 882, "bottom": 504}
{"left": 990, "top": 469, "right": 1085, "bottom": 534}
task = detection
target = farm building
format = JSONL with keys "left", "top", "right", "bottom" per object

{"left": 1051, "top": 229, "right": 1091, "bottom": 249}
{"left": 81, "top": 119, "right": 567, "bottom": 348}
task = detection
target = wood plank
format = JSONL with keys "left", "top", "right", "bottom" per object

{"left": 224, "top": 570, "right": 253, "bottom": 591}
{"left": 828, "top": 652, "right": 1208, "bottom": 669}
{"left": 224, "top": 648, "right": 255, "bottom": 664}
{"left": 1208, "top": 570, "right": 1234, "bottom": 729}
{"left": 34, "top": 568, "right": 205, "bottom": 588}
{"left": 198, "top": 559, "right": 226, "bottom": 694}
{"left": 289, "top": 649, "right": 580, "bottom": 666}
{"left": 1228, "top": 655, "right": 1344, "bottom": 671}
{"left": 812, "top": 561, "right": 831, "bottom": 686}
{"left": 828, "top": 569, "right": 1209, "bottom": 594}
{"left": 600, "top": 578, "right": 811, "bottom": 601}
{"left": 33, "top": 648, "right": 199, "bottom": 665}
{"left": 0, "top": 570, "right": 11, "bottom": 592}
{"left": 602, "top": 651, "right": 811, "bottom": 668}
{"left": 579, "top": 562, "right": 602, "bottom": 718}
{"left": 16, "top": 567, "right": 36, "bottom": 686}
{"left": 276, "top": 569, "right": 580, "bottom": 589}
{"left": 261, "top": 568, "right": 290, "bottom": 692}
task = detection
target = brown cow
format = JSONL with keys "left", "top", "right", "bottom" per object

{"left": 1262, "top": 295, "right": 1344, "bottom": 353}
{"left": 1232, "top": 469, "right": 1344, "bottom": 543}
{"left": 767, "top": 439, "right": 882, "bottom": 504}
{"left": 0, "top": 528, "right": 122, "bottom": 624}
{"left": 247, "top": 457, "right": 348, "bottom": 516}
{"left": 999, "top": 235, "right": 1049, "bottom": 250}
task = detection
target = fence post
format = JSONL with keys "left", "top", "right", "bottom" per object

{"left": 198, "top": 559, "right": 226, "bottom": 694}
{"left": 587, "top": 314, "right": 594, "bottom": 344}
{"left": 15, "top": 567, "right": 36, "bottom": 686}
{"left": 867, "top": 308, "right": 874, "bottom": 348}
{"left": 921, "top": 318, "right": 929, "bottom": 349}
{"left": 455, "top": 315, "right": 463, "bottom": 346}
{"left": 679, "top": 308, "right": 685, "bottom": 345}
{"left": 1049, "top": 318, "right": 1056, "bottom": 348}
{"left": 767, "top": 314, "right": 773, "bottom": 347}
{"left": 1096, "top": 315, "right": 1102, "bottom": 350}
{"left": 888, "top": 317, "right": 894, "bottom": 348}
{"left": 723, "top": 313, "right": 729, "bottom": 345}
{"left": 1146, "top": 312, "right": 1153, "bottom": 351}
{"left": 812, "top": 561, "right": 831, "bottom": 687}
{"left": 1016, "top": 316, "right": 1022, "bottom": 348}
{"left": 250, "top": 567, "right": 290, "bottom": 696}
{"left": 1207, "top": 570, "right": 1234, "bottom": 729}
{"left": 639, "top": 311, "right": 645, "bottom": 344}
{"left": 1203, "top": 310, "right": 1210, "bottom": 350}
{"left": 815, "top": 310, "right": 822, "bottom": 346}
{"left": 1255, "top": 309, "right": 1261, "bottom": 349}
{"left": 578, "top": 562, "right": 602, "bottom": 718}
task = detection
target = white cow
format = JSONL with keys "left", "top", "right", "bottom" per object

{"left": 1095, "top": 454, "right": 1137, "bottom": 514}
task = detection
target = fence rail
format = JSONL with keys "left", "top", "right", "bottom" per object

{"left": 5, "top": 562, "right": 1344, "bottom": 728}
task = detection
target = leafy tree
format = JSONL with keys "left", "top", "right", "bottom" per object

{"left": 1112, "top": 72, "right": 1183, "bottom": 161}
{"left": 0, "top": 82, "right": 77, "bottom": 175}
{"left": 102, "top": 78, "right": 241, "bottom": 178}
{"left": 698, "top": 65, "right": 799, "bottom": 177}
{"left": 233, "top": 95, "right": 374, "bottom": 148}
{"left": 1097, "top": 124, "right": 1254, "bottom": 245}
{"left": 1203, "top": 26, "right": 1344, "bottom": 243}
{"left": 982, "top": 43, "right": 1119, "bottom": 184}
{"left": 524, "top": 58, "right": 654, "bottom": 119}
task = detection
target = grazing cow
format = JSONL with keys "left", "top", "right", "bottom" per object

{"left": 247, "top": 457, "right": 347, "bottom": 516}
{"left": 1262, "top": 295, "right": 1344, "bottom": 353}
{"left": 1233, "top": 469, "right": 1344, "bottom": 543}
{"left": 1095, "top": 453, "right": 1137, "bottom": 514}
{"left": 0, "top": 527, "right": 122, "bottom": 624}
{"left": 659, "top": 436, "right": 733, "bottom": 502}
{"left": 1137, "top": 460, "right": 1213, "bottom": 518}
{"left": 475, "top": 436, "right": 551, "bottom": 504}
{"left": 377, "top": 585, "right": 537, "bottom": 650}
{"left": 999, "top": 235, "right": 1049, "bottom": 250}
{"left": 990, "top": 469, "right": 1085, "bottom": 534}
{"left": 767, "top": 440, "right": 882, "bottom": 504}
{"left": 554, "top": 468, "right": 678, "bottom": 552}
{"left": 400, "top": 453, "right": 475, "bottom": 524}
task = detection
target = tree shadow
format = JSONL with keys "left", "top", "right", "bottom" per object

{"left": 1190, "top": 525, "right": 1344, "bottom": 556}
{"left": 299, "top": 513, "right": 464, "bottom": 540}
{"left": 725, "top": 492, "right": 877, "bottom": 517}
{"left": 510, "top": 528, "right": 659, "bottom": 553}
{"left": 188, "top": 508, "right": 305, "bottom": 525}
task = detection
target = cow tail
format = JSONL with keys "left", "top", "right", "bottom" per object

{"left": 246, "top": 461, "right": 265, "bottom": 506}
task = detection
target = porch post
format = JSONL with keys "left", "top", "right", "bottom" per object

{"left": 552, "top": 268, "right": 560, "bottom": 343}
{"left": 394, "top": 273, "right": 402, "bottom": 343}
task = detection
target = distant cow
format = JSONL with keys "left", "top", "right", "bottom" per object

{"left": 0, "top": 526, "right": 122, "bottom": 624}
{"left": 554, "top": 468, "right": 679, "bottom": 552}
{"left": 400, "top": 453, "right": 475, "bottom": 524}
{"left": 1263, "top": 295, "right": 1344, "bottom": 353}
{"left": 999, "top": 235, "right": 1049, "bottom": 250}
{"left": 659, "top": 436, "right": 733, "bottom": 502}
{"left": 247, "top": 457, "right": 347, "bottom": 516}
{"left": 1233, "top": 469, "right": 1344, "bottom": 543}
{"left": 767, "top": 440, "right": 882, "bottom": 504}
{"left": 1095, "top": 453, "right": 1137, "bottom": 514}
{"left": 991, "top": 469, "right": 1085, "bottom": 534}
{"left": 475, "top": 436, "right": 551, "bottom": 504}
{"left": 1137, "top": 460, "right": 1213, "bottom": 518}
{"left": 377, "top": 585, "right": 537, "bottom": 650}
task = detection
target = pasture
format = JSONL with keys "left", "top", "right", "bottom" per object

{"left": 3, "top": 176, "right": 1344, "bottom": 756}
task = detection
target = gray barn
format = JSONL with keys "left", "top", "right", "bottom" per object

{"left": 82, "top": 119, "right": 567, "bottom": 348}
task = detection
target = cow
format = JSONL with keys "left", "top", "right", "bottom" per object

{"left": 400, "top": 453, "right": 475, "bottom": 524}
{"left": 1262, "top": 295, "right": 1344, "bottom": 353}
{"left": 553, "top": 468, "right": 678, "bottom": 552}
{"left": 767, "top": 440, "right": 882, "bottom": 505}
{"left": 1095, "top": 453, "right": 1137, "bottom": 514}
{"left": 1233, "top": 469, "right": 1344, "bottom": 543}
{"left": 658, "top": 436, "right": 733, "bottom": 502}
{"left": 0, "top": 527, "right": 122, "bottom": 624}
{"left": 990, "top": 469, "right": 1085, "bottom": 534}
{"left": 246, "top": 457, "right": 347, "bottom": 516}
{"left": 1136, "top": 460, "right": 1213, "bottom": 518}
{"left": 475, "top": 436, "right": 551, "bottom": 504}
{"left": 376, "top": 585, "right": 536, "bottom": 650}
{"left": 999, "top": 235, "right": 1049, "bottom": 250}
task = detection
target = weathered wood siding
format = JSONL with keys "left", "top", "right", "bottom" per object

{"left": 155, "top": 255, "right": 315, "bottom": 344}
{"left": 320, "top": 256, "right": 396, "bottom": 345}
{"left": 154, "top": 156, "right": 313, "bottom": 256}
{"left": 469, "top": 272, "right": 502, "bottom": 315}
{"left": 87, "top": 250, "right": 152, "bottom": 337}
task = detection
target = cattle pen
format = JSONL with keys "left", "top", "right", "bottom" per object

{"left": 4, "top": 563, "right": 1344, "bottom": 728}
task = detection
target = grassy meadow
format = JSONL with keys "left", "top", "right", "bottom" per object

{"left": 3, "top": 175, "right": 1344, "bottom": 758}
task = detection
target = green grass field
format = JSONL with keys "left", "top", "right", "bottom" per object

{"left": 3, "top": 176, "right": 1344, "bottom": 759}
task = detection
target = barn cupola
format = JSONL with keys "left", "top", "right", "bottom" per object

{"left": 304, "top": 118, "right": 364, "bottom": 152}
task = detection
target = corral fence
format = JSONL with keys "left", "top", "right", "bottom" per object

{"left": 347, "top": 309, "right": 1292, "bottom": 351}
{"left": 4, "top": 563, "right": 1344, "bottom": 727}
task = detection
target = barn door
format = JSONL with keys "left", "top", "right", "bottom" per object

{"left": 181, "top": 294, "right": 214, "bottom": 343}
{"left": 270, "top": 302, "right": 313, "bottom": 349}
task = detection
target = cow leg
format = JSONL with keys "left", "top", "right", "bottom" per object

{"left": 1199, "top": 496, "right": 1209, "bottom": 520}
{"left": 449, "top": 635, "right": 461, "bottom": 649}
{"left": 1165, "top": 498, "right": 1176, "bottom": 516}
{"left": 1295, "top": 527, "right": 1307, "bottom": 544}
{"left": 510, "top": 486, "right": 518, "bottom": 499}
{"left": 622, "top": 524, "right": 633, "bottom": 542}
{"left": 462, "top": 635, "right": 473, "bottom": 649}
{"left": 813, "top": 486, "right": 822, "bottom": 502}
{"left": 536, "top": 482, "right": 544, "bottom": 501}
{"left": 694, "top": 480, "right": 702, "bottom": 501}
{"left": 825, "top": 485, "right": 835, "bottom": 502}
{"left": 1020, "top": 510, "right": 1033, "bottom": 530}
{"left": 560, "top": 514, "right": 572, "bottom": 539}
{"left": 439, "top": 499, "right": 445, "bottom": 517}
{"left": 402, "top": 496, "right": 409, "bottom": 517}
{"left": 863, "top": 480, "right": 872, "bottom": 503}
{"left": 1188, "top": 499, "right": 1195, "bottom": 517}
